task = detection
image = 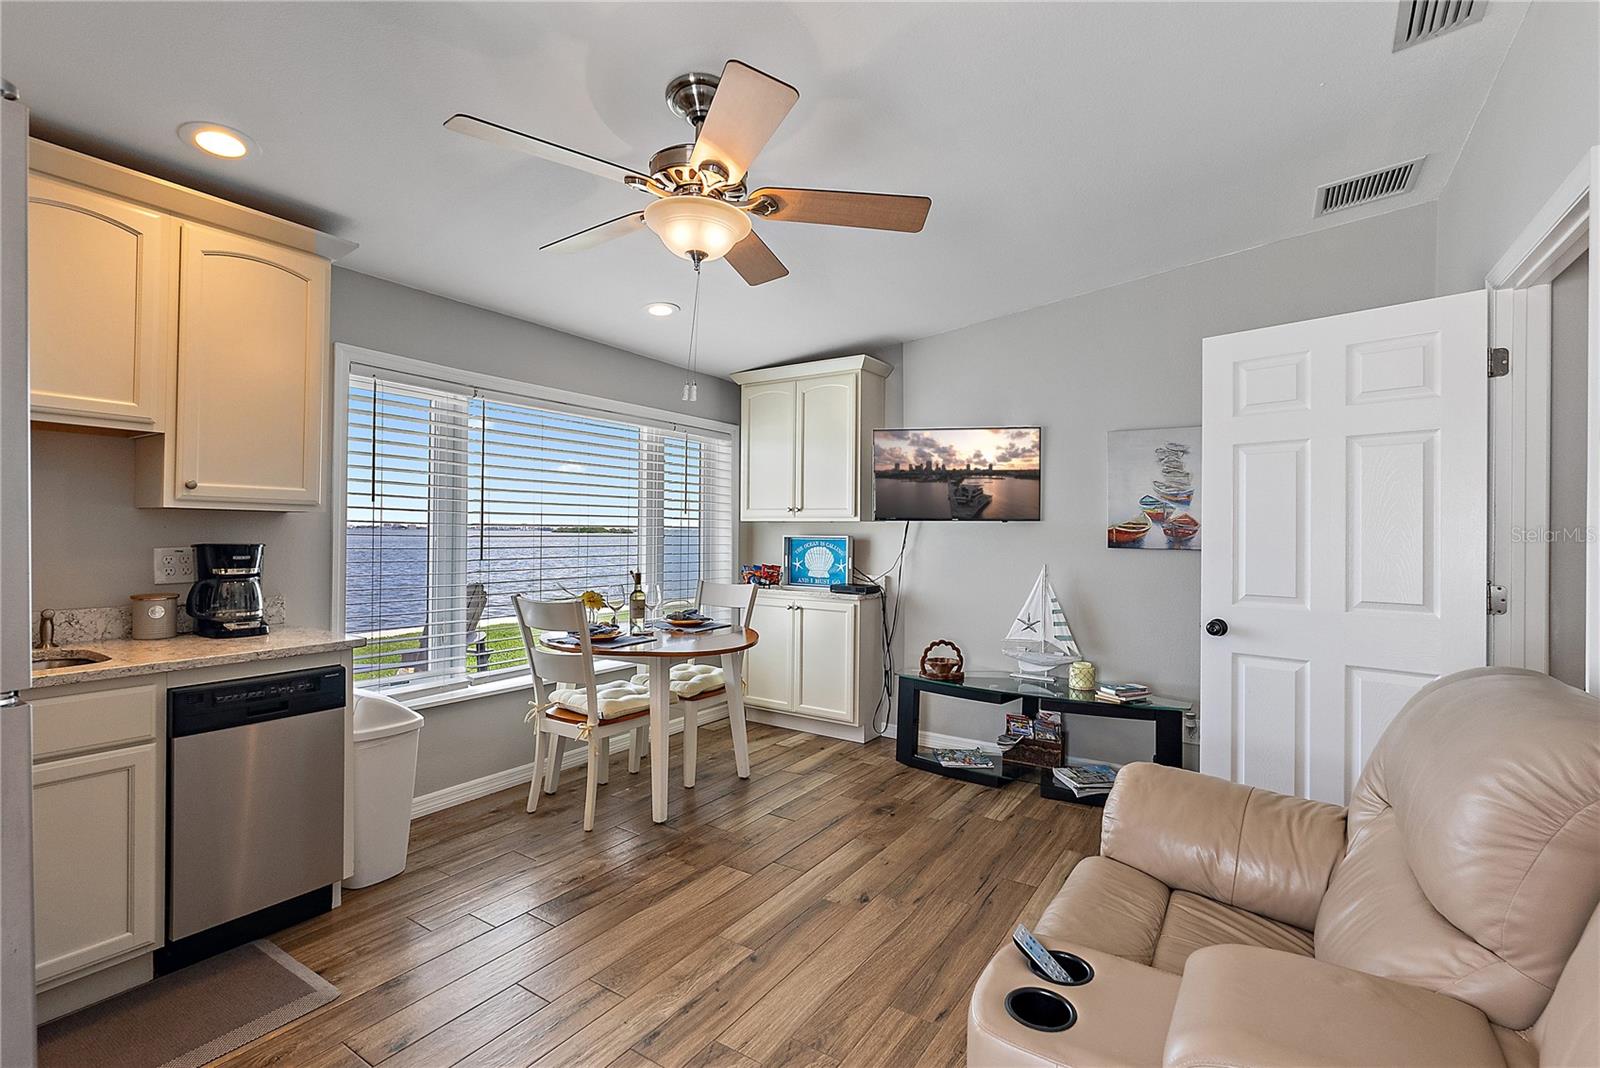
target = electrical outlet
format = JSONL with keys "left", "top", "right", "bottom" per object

{"left": 153, "top": 547, "right": 196, "bottom": 585}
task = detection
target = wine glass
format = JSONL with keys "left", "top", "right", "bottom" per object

{"left": 602, "top": 587, "right": 627, "bottom": 631}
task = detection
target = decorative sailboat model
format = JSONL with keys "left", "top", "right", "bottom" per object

{"left": 1002, "top": 566, "right": 1082, "bottom": 682}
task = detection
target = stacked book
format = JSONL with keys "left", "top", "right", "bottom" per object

{"left": 1096, "top": 682, "right": 1151, "bottom": 704}
{"left": 1051, "top": 758, "right": 1122, "bottom": 798}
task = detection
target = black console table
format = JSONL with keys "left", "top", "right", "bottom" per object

{"left": 895, "top": 672, "right": 1192, "bottom": 803}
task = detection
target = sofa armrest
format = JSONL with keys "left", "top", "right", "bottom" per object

{"left": 1101, "top": 763, "right": 1345, "bottom": 930}
{"left": 1164, "top": 946, "right": 1509, "bottom": 1068}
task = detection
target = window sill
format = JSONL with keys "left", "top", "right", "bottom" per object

{"left": 366, "top": 659, "right": 639, "bottom": 712}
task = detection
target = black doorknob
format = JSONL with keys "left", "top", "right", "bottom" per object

{"left": 1205, "top": 618, "right": 1228, "bottom": 636}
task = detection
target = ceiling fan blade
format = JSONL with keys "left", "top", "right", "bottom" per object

{"left": 445, "top": 114, "right": 648, "bottom": 185}
{"left": 539, "top": 211, "right": 646, "bottom": 253}
{"left": 749, "top": 187, "right": 931, "bottom": 233}
{"left": 690, "top": 61, "right": 799, "bottom": 184}
{"left": 725, "top": 229, "right": 789, "bottom": 286}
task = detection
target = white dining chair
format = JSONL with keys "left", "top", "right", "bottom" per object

{"left": 632, "top": 579, "right": 759, "bottom": 788}
{"left": 513, "top": 595, "right": 651, "bottom": 831}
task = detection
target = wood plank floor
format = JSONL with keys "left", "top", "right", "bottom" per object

{"left": 217, "top": 721, "right": 1102, "bottom": 1068}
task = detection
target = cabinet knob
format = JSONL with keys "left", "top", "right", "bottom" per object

{"left": 1205, "top": 618, "right": 1229, "bottom": 637}
{"left": 183, "top": 479, "right": 198, "bottom": 490}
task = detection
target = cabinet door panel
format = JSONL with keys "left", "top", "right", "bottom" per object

{"left": 795, "top": 373, "right": 859, "bottom": 519}
{"left": 744, "top": 597, "right": 795, "bottom": 708}
{"left": 33, "top": 744, "right": 159, "bottom": 983}
{"left": 28, "top": 176, "right": 171, "bottom": 428}
{"left": 741, "top": 380, "right": 797, "bottom": 519}
{"left": 175, "top": 223, "right": 328, "bottom": 506}
{"left": 794, "top": 601, "right": 857, "bottom": 723}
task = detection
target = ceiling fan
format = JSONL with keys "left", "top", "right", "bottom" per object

{"left": 444, "top": 59, "right": 932, "bottom": 286}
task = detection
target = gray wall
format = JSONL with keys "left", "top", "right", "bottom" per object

{"left": 31, "top": 268, "right": 737, "bottom": 798}
{"left": 749, "top": 204, "right": 1439, "bottom": 763}
{"left": 1434, "top": 0, "right": 1599, "bottom": 293}
{"left": 1549, "top": 252, "right": 1589, "bottom": 690}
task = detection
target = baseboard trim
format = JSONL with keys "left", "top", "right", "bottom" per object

{"left": 410, "top": 707, "right": 730, "bottom": 819}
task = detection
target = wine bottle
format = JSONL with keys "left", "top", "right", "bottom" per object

{"left": 628, "top": 570, "right": 647, "bottom": 635}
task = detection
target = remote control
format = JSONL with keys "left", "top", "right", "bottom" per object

{"left": 1012, "top": 923, "right": 1071, "bottom": 983}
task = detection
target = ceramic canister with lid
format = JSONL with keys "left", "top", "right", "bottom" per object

{"left": 130, "top": 593, "right": 178, "bottom": 640}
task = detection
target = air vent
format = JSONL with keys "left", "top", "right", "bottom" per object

{"left": 1314, "top": 157, "right": 1425, "bottom": 217}
{"left": 1394, "top": 0, "right": 1487, "bottom": 51}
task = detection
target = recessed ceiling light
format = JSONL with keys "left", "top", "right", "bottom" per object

{"left": 644, "top": 302, "right": 680, "bottom": 317}
{"left": 178, "top": 122, "right": 253, "bottom": 159}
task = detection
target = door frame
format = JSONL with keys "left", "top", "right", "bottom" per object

{"left": 1486, "top": 146, "right": 1599, "bottom": 693}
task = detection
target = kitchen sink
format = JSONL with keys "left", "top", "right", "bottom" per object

{"left": 32, "top": 649, "right": 111, "bottom": 670}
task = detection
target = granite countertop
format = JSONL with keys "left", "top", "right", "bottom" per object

{"left": 27, "top": 627, "right": 366, "bottom": 690}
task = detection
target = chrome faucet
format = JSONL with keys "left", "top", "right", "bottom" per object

{"left": 35, "top": 609, "right": 56, "bottom": 650}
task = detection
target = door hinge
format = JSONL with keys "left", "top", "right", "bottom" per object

{"left": 1488, "top": 346, "right": 1510, "bottom": 378}
{"left": 1487, "top": 583, "right": 1509, "bottom": 615}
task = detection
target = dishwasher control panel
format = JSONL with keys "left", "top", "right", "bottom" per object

{"left": 169, "top": 665, "right": 346, "bottom": 737}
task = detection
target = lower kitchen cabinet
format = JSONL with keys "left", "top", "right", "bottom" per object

{"left": 744, "top": 589, "right": 883, "bottom": 739}
{"left": 32, "top": 742, "right": 160, "bottom": 984}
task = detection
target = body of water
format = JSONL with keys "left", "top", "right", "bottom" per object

{"left": 873, "top": 476, "right": 1041, "bottom": 521}
{"left": 346, "top": 524, "right": 707, "bottom": 632}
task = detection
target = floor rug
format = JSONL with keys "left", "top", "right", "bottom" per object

{"left": 38, "top": 940, "right": 337, "bottom": 1068}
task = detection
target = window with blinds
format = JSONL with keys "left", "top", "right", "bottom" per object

{"left": 344, "top": 364, "right": 735, "bottom": 690}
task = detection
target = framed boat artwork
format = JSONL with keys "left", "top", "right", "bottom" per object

{"left": 1107, "top": 427, "right": 1201, "bottom": 550}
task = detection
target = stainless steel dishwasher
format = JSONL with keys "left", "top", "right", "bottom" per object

{"left": 164, "top": 666, "right": 345, "bottom": 965}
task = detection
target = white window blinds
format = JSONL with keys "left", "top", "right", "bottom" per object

{"left": 345, "top": 365, "right": 735, "bottom": 690}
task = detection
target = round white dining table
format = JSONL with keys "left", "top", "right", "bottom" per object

{"left": 543, "top": 626, "right": 759, "bottom": 824}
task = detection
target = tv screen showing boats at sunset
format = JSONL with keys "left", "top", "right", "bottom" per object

{"left": 872, "top": 427, "right": 1042, "bottom": 521}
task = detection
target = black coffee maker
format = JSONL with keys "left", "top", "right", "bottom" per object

{"left": 186, "top": 543, "right": 268, "bottom": 638}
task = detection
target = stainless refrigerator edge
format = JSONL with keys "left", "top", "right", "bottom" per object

{"left": 0, "top": 84, "right": 38, "bottom": 1067}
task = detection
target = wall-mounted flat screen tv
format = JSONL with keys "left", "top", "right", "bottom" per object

{"left": 872, "top": 427, "right": 1042, "bottom": 521}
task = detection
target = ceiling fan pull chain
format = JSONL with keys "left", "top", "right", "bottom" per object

{"left": 684, "top": 254, "right": 704, "bottom": 402}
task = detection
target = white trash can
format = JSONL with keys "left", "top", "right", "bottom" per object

{"left": 347, "top": 692, "right": 423, "bottom": 889}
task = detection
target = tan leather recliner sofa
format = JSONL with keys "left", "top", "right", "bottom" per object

{"left": 968, "top": 667, "right": 1600, "bottom": 1067}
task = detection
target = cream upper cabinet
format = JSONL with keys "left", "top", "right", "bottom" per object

{"left": 27, "top": 140, "right": 348, "bottom": 510}
{"left": 732, "top": 355, "right": 890, "bottom": 522}
{"left": 28, "top": 175, "right": 173, "bottom": 430}
{"left": 741, "top": 380, "right": 797, "bottom": 519}
{"left": 159, "top": 223, "right": 329, "bottom": 508}
{"left": 795, "top": 374, "right": 859, "bottom": 518}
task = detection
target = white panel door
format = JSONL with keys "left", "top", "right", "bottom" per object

{"left": 744, "top": 595, "right": 796, "bottom": 709}
{"left": 28, "top": 175, "right": 173, "bottom": 430}
{"left": 794, "top": 373, "right": 859, "bottom": 519}
{"left": 1201, "top": 291, "right": 1486, "bottom": 803}
{"left": 793, "top": 599, "right": 857, "bottom": 723}
{"left": 174, "top": 222, "right": 327, "bottom": 507}
{"left": 32, "top": 743, "right": 159, "bottom": 983}
{"left": 740, "top": 380, "right": 797, "bottom": 519}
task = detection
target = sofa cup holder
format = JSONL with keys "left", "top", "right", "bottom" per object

{"left": 1004, "top": 987, "right": 1077, "bottom": 1033}
{"left": 1027, "top": 949, "right": 1094, "bottom": 986}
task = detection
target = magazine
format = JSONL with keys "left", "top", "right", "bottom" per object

{"left": 930, "top": 747, "right": 999, "bottom": 770}
{"left": 1051, "top": 757, "right": 1122, "bottom": 797}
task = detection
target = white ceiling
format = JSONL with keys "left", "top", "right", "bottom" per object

{"left": 2, "top": 2, "right": 1526, "bottom": 377}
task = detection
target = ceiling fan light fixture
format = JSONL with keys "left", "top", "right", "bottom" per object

{"left": 644, "top": 195, "right": 751, "bottom": 262}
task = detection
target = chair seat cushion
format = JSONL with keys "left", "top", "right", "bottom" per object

{"left": 1152, "top": 890, "right": 1314, "bottom": 974}
{"left": 630, "top": 663, "right": 726, "bottom": 698}
{"left": 548, "top": 680, "right": 651, "bottom": 719}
